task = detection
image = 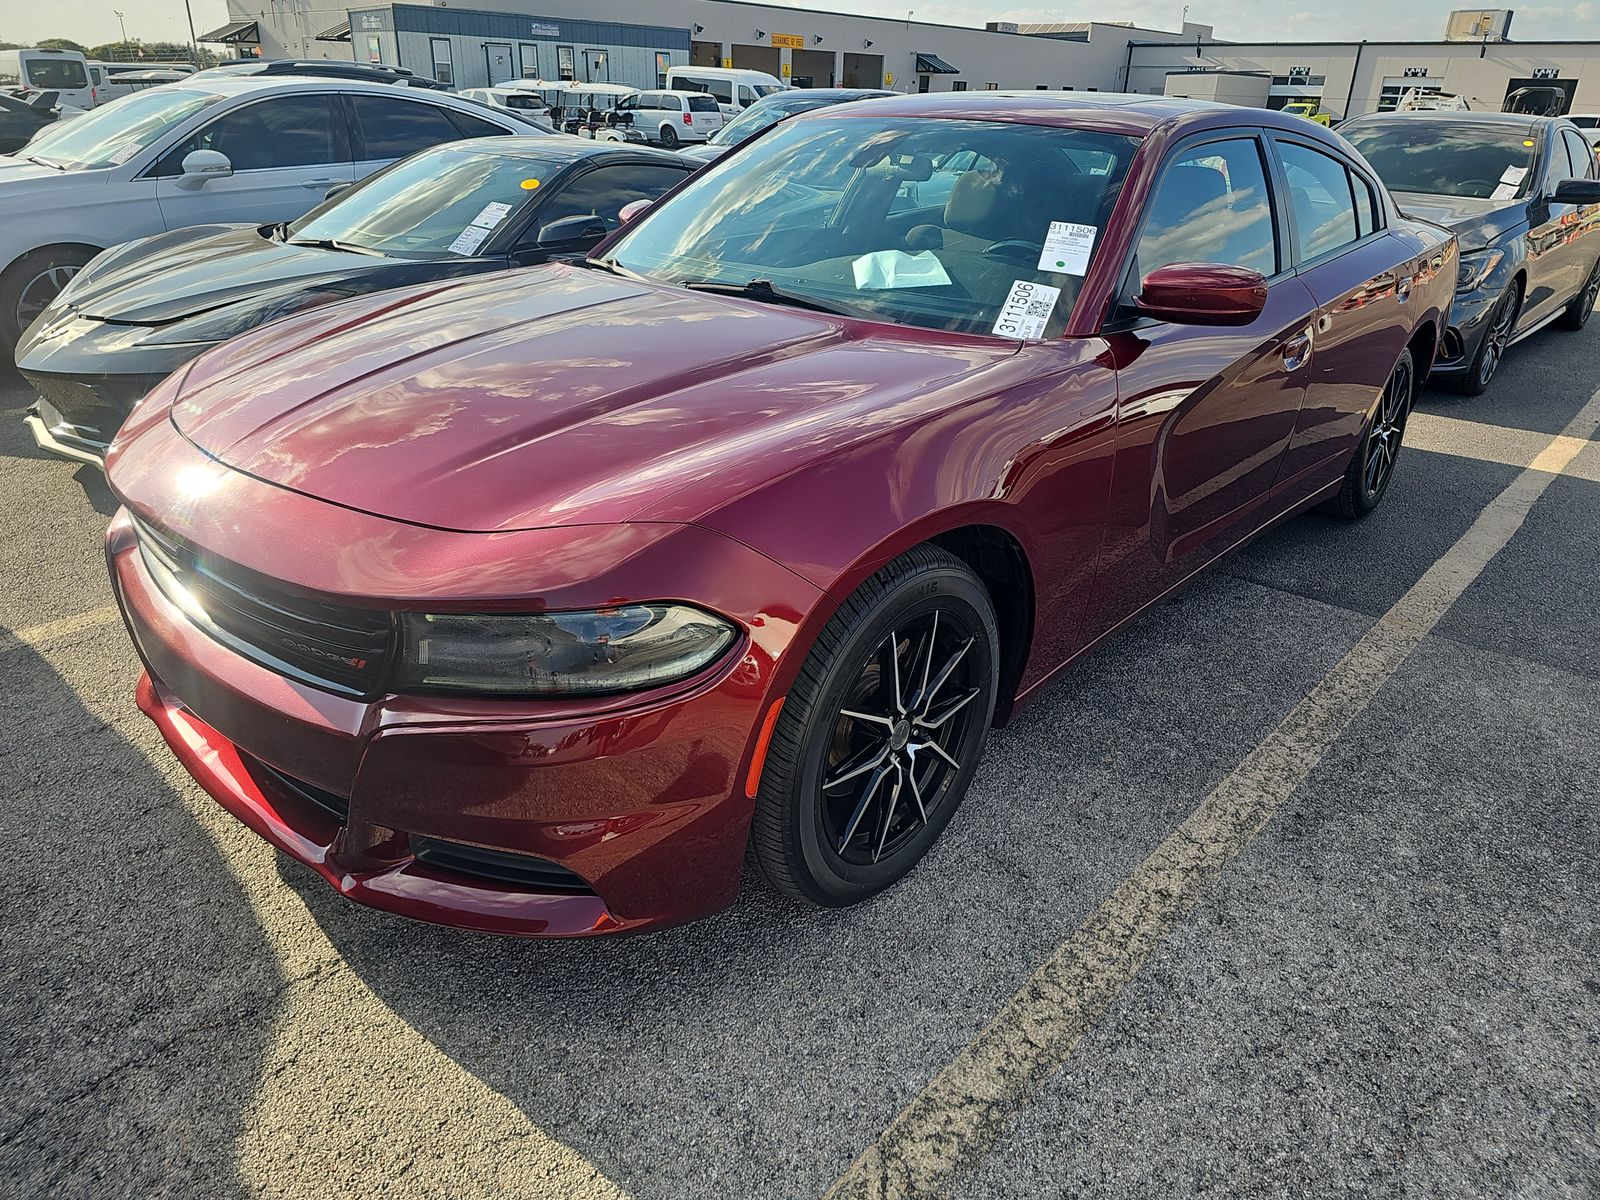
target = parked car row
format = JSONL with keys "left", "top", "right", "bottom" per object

{"left": 11, "top": 91, "right": 1600, "bottom": 940}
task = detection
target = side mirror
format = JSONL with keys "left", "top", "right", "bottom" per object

{"left": 535, "top": 214, "right": 608, "bottom": 246}
{"left": 1552, "top": 178, "right": 1600, "bottom": 205}
{"left": 617, "top": 198, "right": 653, "bottom": 224}
{"left": 176, "top": 148, "right": 232, "bottom": 190}
{"left": 1133, "top": 262, "right": 1268, "bottom": 327}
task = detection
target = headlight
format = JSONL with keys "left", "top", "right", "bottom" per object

{"left": 140, "top": 289, "right": 347, "bottom": 346}
{"left": 1456, "top": 248, "right": 1505, "bottom": 294}
{"left": 396, "top": 605, "right": 738, "bottom": 696}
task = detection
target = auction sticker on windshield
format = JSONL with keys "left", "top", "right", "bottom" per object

{"left": 992, "top": 279, "right": 1060, "bottom": 340}
{"left": 471, "top": 202, "right": 514, "bottom": 229}
{"left": 448, "top": 224, "right": 493, "bottom": 256}
{"left": 1037, "top": 221, "right": 1097, "bottom": 275}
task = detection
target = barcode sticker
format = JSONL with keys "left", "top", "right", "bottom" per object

{"left": 992, "top": 279, "right": 1060, "bottom": 341}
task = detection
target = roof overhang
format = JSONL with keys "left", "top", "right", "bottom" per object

{"left": 198, "top": 20, "right": 259, "bottom": 43}
{"left": 315, "top": 20, "right": 352, "bottom": 42}
{"left": 914, "top": 52, "right": 960, "bottom": 74}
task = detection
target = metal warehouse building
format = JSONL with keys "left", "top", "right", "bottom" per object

{"left": 208, "top": 1, "right": 1203, "bottom": 94}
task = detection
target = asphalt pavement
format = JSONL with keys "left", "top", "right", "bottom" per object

{"left": 0, "top": 322, "right": 1595, "bottom": 1200}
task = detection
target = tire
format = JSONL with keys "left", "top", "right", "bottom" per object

{"left": 0, "top": 246, "right": 94, "bottom": 353}
{"left": 1558, "top": 256, "right": 1600, "bottom": 331}
{"left": 658, "top": 123, "right": 679, "bottom": 149}
{"left": 1325, "top": 346, "right": 1414, "bottom": 520}
{"left": 748, "top": 545, "right": 1000, "bottom": 907}
{"left": 1447, "top": 282, "right": 1519, "bottom": 396}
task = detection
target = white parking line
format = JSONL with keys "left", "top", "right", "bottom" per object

{"left": 824, "top": 389, "right": 1600, "bottom": 1200}
{"left": 1, "top": 605, "right": 122, "bottom": 653}
{"left": 1408, "top": 412, "right": 1600, "bottom": 482}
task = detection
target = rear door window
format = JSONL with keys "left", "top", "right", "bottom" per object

{"left": 350, "top": 94, "right": 465, "bottom": 160}
{"left": 26, "top": 57, "right": 88, "bottom": 90}
{"left": 528, "top": 163, "right": 692, "bottom": 241}
{"left": 1277, "top": 142, "right": 1360, "bottom": 261}
{"left": 687, "top": 95, "right": 720, "bottom": 113}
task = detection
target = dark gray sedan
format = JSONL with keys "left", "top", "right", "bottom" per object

{"left": 19, "top": 137, "right": 693, "bottom": 463}
{"left": 1343, "top": 111, "right": 1600, "bottom": 394}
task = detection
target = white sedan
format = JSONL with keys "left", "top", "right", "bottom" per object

{"left": 0, "top": 77, "right": 546, "bottom": 349}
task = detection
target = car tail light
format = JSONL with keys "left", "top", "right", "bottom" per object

{"left": 683, "top": 111, "right": 692, "bottom": 125}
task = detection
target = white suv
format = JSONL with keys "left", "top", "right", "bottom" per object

{"left": 613, "top": 91, "right": 723, "bottom": 148}
{"left": 0, "top": 77, "right": 541, "bottom": 349}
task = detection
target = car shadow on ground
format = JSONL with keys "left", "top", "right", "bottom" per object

{"left": 0, "top": 638, "right": 283, "bottom": 1196}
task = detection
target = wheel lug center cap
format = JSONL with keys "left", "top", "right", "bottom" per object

{"left": 890, "top": 720, "right": 911, "bottom": 751}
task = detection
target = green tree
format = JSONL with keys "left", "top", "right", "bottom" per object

{"left": 35, "top": 37, "right": 88, "bottom": 53}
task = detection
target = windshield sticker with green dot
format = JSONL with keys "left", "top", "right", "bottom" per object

{"left": 992, "top": 279, "right": 1060, "bottom": 340}
{"left": 448, "top": 224, "right": 493, "bottom": 256}
{"left": 1037, "top": 221, "right": 1097, "bottom": 276}
{"left": 851, "top": 249, "right": 952, "bottom": 289}
{"left": 470, "top": 201, "right": 514, "bottom": 230}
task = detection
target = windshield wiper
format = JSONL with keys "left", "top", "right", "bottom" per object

{"left": 285, "top": 237, "right": 386, "bottom": 258}
{"left": 681, "top": 278, "right": 850, "bottom": 316}
{"left": 22, "top": 155, "right": 64, "bottom": 170}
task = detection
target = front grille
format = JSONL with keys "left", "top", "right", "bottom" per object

{"left": 26, "top": 370, "right": 166, "bottom": 441}
{"left": 411, "top": 835, "right": 595, "bottom": 894}
{"left": 134, "top": 516, "right": 392, "bottom": 697}
{"left": 243, "top": 755, "right": 351, "bottom": 821}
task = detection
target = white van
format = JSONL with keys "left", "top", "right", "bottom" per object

{"left": 90, "top": 60, "right": 197, "bottom": 103}
{"left": 665, "top": 66, "right": 785, "bottom": 116}
{"left": 614, "top": 90, "right": 723, "bottom": 147}
{"left": 0, "top": 49, "right": 97, "bottom": 110}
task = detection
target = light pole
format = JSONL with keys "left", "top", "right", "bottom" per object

{"left": 181, "top": 0, "right": 201, "bottom": 66}
{"left": 114, "top": 9, "right": 129, "bottom": 47}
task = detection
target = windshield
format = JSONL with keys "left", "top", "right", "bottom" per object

{"left": 23, "top": 87, "right": 218, "bottom": 169}
{"left": 607, "top": 115, "right": 1137, "bottom": 338}
{"left": 709, "top": 95, "right": 825, "bottom": 147}
{"left": 289, "top": 146, "right": 549, "bottom": 257}
{"left": 1344, "top": 121, "right": 1540, "bottom": 200}
{"left": 752, "top": 84, "right": 784, "bottom": 98}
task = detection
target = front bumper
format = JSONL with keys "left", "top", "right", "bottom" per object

{"left": 105, "top": 489, "right": 813, "bottom": 937}
{"left": 1429, "top": 278, "right": 1504, "bottom": 376}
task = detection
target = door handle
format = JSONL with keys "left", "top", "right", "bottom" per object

{"left": 1281, "top": 330, "right": 1313, "bottom": 371}
{"left": 301, "top": 178, "right": 340, "bottom": 189}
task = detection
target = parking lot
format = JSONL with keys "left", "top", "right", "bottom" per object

{"left": 1, "top": 315, "right": 1596, "bottom": 1199}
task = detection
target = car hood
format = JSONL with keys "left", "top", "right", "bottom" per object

{"left": 65, "top": 224, "right": 439, "bottom": 324}
{"left": 0, "top": 154, "right": 95, "bottom": 198}
{"left": 167, "top": 265, "right": 1020, "bottom": 533}
{"left": 1390, "top": 191, "right": 1528, "bottom": 251}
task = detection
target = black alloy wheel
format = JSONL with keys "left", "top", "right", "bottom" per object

{"left": 0, "top": 246, "right": 95, "bottom": 350}
{"left": 1327, "top": 345, "right": 1414, "bottom": 519}
{"left": 1453, "top": 284, "right": 1519, "bottom": 396}
{"left": 1559, "top": 256, "right": 1600, "bottom": 330}
{"left": 748, "top": 545, "right": 999, "bottom": 906}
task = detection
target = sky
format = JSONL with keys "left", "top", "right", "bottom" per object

{"left": 4, "top": 0, "right": 1599, "bottom": 51}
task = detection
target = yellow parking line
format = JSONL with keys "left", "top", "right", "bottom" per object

{"left": 1, "top": 605, "right": 122, "bottom": 652}
{"left": 1408, "top": 412, "right": 1599, "bottom": 482}
{"left": 824, "top": 388, "right": 1600, "bottom": 1200}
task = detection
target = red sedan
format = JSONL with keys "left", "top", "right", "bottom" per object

{"left": 104, "top": 94, "right": 1455, "bottom": 936}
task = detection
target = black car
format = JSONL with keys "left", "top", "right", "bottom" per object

{"left": 192, "top": 60, "right": 448, "bottom": 89}
{"left": 18, "top": 138, "right": 694, "bottom": 464}
{"left": 1343, "top": 111, "right": 1600, "bottom": 393}
{"left": 0, "top": 91, "right": 67, "bottom": 155}
{"left": 678, "top": 88, "right": 894, "bottom": 165}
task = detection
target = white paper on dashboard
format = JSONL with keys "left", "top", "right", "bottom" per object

{"left": 991, "top": 279, "right": 1061, "bottom": 341}
{"left": 1037, "top": 221, "right": 1097, "bottom": 275}
{"left": 448, "top": 224, "right": 493, "bottom": 255}
{"left": 470, "top": 201, "right": 515, "bottom": 229}
{"left": 1490, "top": 182, "right": 1519, "bottom": 201}
{"left": 1501, "top": 165, "right": 1529, "bottom": 185}
{"left": 851, "top": 249, "right": 953, "bottom": 289}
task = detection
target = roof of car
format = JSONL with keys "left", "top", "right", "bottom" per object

{"left": 1342, "top": 109, "right": 1560, "bottom": 130}
{"left": 151, "top": 76, "right": 527, "bottom": 106}
{"left": 802, "top": 90, "right": 1318, "bottom": 138}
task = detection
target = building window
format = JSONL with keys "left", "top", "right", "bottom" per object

{"left": 984, "top": 82, "right": 998, "bottom": 90}
{"left": 917, "top": 75, "right": 930, "bottom": 93}
{"left": 431, "top": 39, "right": 453, "bottom": 86}
{"left": 519, "top": 44, "right": 538, "bottom": 79}
{"left": 557, "top": 45, "right": 575, "bottom": 80}
{"left": 366, "top": 34, "right": 382, "bottom": 64}
{"left": 951, "top": 80, "right": 967, "bottom": 92}
{"left": 656, "top": 51, "right": 671, "bottom": 89}
{"left": 1036, "top": 84, "right": 1047, "bottom": 90}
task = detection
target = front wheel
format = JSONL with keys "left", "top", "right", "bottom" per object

{"left": 1, "top": 246, "right": 94, "bottom": 352}
{"left": 1449, "top": 283, "right": 1519, "bottom": 396}
{"left": 1325, "top": 346, "right": 1413, "bottom": 519}
{"left": 1558, "top": 256, "right": 1600, "bottom": 331}
{"left": 748, "top": 546, "right": 999, "bottom": 907}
